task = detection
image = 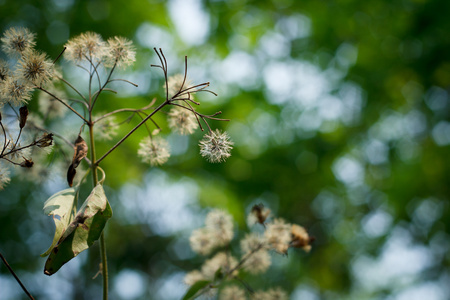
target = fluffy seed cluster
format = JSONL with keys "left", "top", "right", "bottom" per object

{"left": 199, "top": 129, "right": 233, "bottom": 163}
{"left": 166, "top": 73, "right": 193, "bottom": 99}
{"left": 240, "top": 233, "right": 271, "bottom": 274}
{"left": 137, "top": 136, "right": 170, "bottom": 166}
{"left": 1, "top": 27, "right": 36, "bottom": 56}
{"left": 94, "top": 115, "right": 119, "bottom": 141}
{"left": 189, "top": 209, "right": 234, "bottom": 256}
{"left": 105, "top": 36, "right": 136, "bottom": 68}
{"left": 0, "top": 27, "right": 54, "bottom": 107}
{"left": 38, "top": 86, "right": 67, "bottom": 119}
{"left": 64, "top": 32, "right": 135, "bottom": 68}
{"left": 17, "top": 49, "right": 53, "bottom": 86}
{"left": 167, "top": 106, "right": 198, "bottom": 135}
{"left": 264, "top": 219, "right": 292, "bottom": 254}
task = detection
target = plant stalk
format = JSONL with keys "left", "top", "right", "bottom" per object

{"left": 88, "top": 117, "right": 108, "bottom": 299}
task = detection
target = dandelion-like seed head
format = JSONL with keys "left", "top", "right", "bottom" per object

{"left": 168, "top": 106, "right": 198, "bottom": 135}
{"left": 199, "top": 129, "right": 233, "bottom": 163}
{"left": 1, "top": 27, "right": 36, "bottom": 57}
{"left": 183, "top": 270, "right": 204, "bottom": 286}
{"left": 240, "top": 233, "right": 271, "bottom": 274}
{"left": 201, "top": 252, "right": 238, "bottom": 279}
{"left": 65, "top": 32, "right": 106, "bottom": 63}
{"left": 0, "top": 59, "right": 11, "bottom": 81}
{"left": 264, "top": 218, "right": 292, "bottom": 254}
{"left": 0, "top": 76, "right": 33, "bottom": 106}
{"left": 166, "top": 73, "right": 193, "bottom": 99}
{"left": 17, "top": 49, "right": 54, "bottom": 86}
{"left": 205, "top": 209, "right": 234, "bottom": 246}
{"left": 105, "top": 36, "right": 136, "bottom": 68}
{"left": 137, "top": 136, "right": 170, "bottom": 166}
{"left": 94, "top": 115, "right": 119, "bottom": 141}
{"left": 189, "top": 228, "right": 216, "bottom": 256}
{"left": 219, "top": 285, "right": 247, "bottom": 300}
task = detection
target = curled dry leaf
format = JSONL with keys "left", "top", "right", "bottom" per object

{"left": 19, "top": 105, "right": 28, "bottom": 129}
{"left": 67, "top": 135, "right": 88, "bottom": 187}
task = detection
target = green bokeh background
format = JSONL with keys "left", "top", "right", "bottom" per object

{"left": 1, "top": 0, "right": 449, "bottom": 299}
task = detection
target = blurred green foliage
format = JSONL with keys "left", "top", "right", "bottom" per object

{"left": 1, "top": 0, "right": 449, "bottom": 299}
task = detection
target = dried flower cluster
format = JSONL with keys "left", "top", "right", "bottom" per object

{"left": 64, "top": 32, "right": 135, "bottom": 67}
{"left": 184, "top": 205, "right": 313, "bottom": 299}
{"left": 137, "top": 136, "right": 170, "bottom": 166}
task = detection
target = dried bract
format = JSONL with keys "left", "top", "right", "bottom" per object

{"left": 19, "top": 106, "right": 29, "bottom": 128}
{"left": 36, "top": 133, "right": 54, "bottom": 148}
{"left": 290, "top": 224, "right": 313, "bottom": 252}
{"left": 247, "top": 204, "right": 271, "bottom": 227}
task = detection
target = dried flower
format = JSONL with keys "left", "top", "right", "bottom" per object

{"left": 94, "top": 115, "right": 119, "bottom": 141}
{"left": 0, "top": 165, "right": 11, "bottom": 190}
{"left": 19, "top": 157, "right": 34, "bottom": 168}
{"left": 17, "top": 49, "right": 53, "bottom": 86}
{"left": 189, "top": 228, "right": 216, "bottom": 256}
{"left": 205, "top": 209, "right": 234, "bottom": 246}
{"left": 240, "top": 233, "right": 271, "bottom": 274}
{"left": 201, "top": 252, "right": 238, "bottom": 279}
{"left": 166, "top": 73, "right": 193, "bottom": 99}
{"left": 0, "top": 77, "right": 32, "bottom": 106}
{"left": 247, "top": 204, "right": 271, "bottom": 227}
{"left": 137, "top": 136, "right": 170, "bottom": 166}
{"left": 199, "top": 129, "right": 233, "bottom": 163}
{"left": 264, "top": 219, "right": 292, "bottom": 254}
{"left": 290, "top": 224, "right": 313, "bottom": 252}
{"left": 1, "top": 27, "right": 36, "bottom": 57}
{"left": 219, "top": 285, "right": 247, "bottom": 300}
{"left": 168, "top": 106, "right": 198, "bottom": 135}
{"left": 64, "top": 32, "right": 106, "bottom": 63}
{"left": 105, "top": 36, "right": 136, "bottom": 68}
{"left": 36, "top": 133, "right": 53, "bottom": 148}
{"left": 183, "top": 270, "right": 205, "bottom": 286}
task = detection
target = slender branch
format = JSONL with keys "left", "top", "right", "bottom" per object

{"left": 108, "top": 78, "right": 139, "bottom": 87}
{"left": 93, "top": 100, "right": 156, "bottom": 124}
{"left": 53, "top": 47, "right": 66, "bottom": 64}
{"left": 0, "top": 251, "right": 35, "bottom": 300}
{"left": 91, "top": 62, "right": 117, "bottom": 111}
{"left": 0, "top": 122, "right": 8, "bottom": 156}
{"left": 38, "top": 87, "right": 88, "bottom": 123}
{"left": 95, "top": 100, "right": 169, "bottom": 165}
{"left": 58, "top": 77, "right": 88, "bottom": 103}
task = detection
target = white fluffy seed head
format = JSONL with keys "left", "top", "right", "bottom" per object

{"left": 137, "top": 136, "right": 170, "bottom": 166}
{"left": 199, "top": 129, "right": 233, "bottom": 163}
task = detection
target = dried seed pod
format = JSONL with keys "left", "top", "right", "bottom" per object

{"left": 20, "top": 157, "right": 34, "bottom": 168}
{"left": 19, "top": 106, "right": 28, "bottom": 128}
{"left": 36, "top": 132, "right": 53, "bottom": 148}
{"left": 67, "top": 135, "right": 88, "bottom": 186}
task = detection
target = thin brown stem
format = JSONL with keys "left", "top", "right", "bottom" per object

{"left": 0, "top": 251, "right": 35, "bottom": 300}
{"left": 38, "top": 87, "right": 88, "bottom": 123}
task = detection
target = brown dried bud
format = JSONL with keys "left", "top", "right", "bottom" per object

{"left": 67, "top": 135, "right": 88, "bottom": 187}
{"left": 290, "top": 224, "right": 314, "bottom": 252}
{"left": 19, "top": 106, "right": 29, "bottom": 129}
{"left": 250, "top": 204, "right": 271, "bottom": 225}
{"left": 36, "top": 133, "right": 53, "bottom": 148}
{"left": 20, "top": 157, "right": 34, "bottom": 168}
{"left": 0, "top": 111, "right": 2, "bottom": 122}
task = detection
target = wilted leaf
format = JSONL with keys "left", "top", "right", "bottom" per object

{"left": 44, "top": 184, "right": 112, "bottom": 275}
{"left": 41, "top": 187, "right": 77, "bottom": 257}
{"left": 182, "top": 280, "right": 211, "bottom": 300}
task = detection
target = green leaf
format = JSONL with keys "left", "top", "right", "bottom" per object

{"left": 182, "top": 280, "right": 211, "bottom": 300}
{"left": 43, "top": 184, "right": 113, "bottom": 276}
{"left": 41, "top": 187, "right": 77, "bottom": 257}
